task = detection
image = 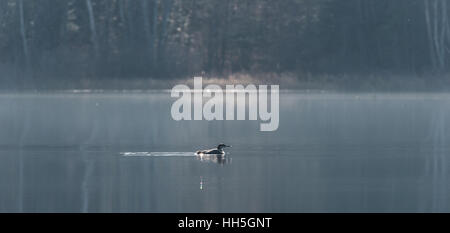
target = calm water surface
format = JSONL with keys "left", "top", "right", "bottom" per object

{"left": 0, "top": 91, "right": 449, "bottom": 212}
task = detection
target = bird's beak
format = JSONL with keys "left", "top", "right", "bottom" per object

{"left": 227, "top": 145, "right": 232, "bottom": 147}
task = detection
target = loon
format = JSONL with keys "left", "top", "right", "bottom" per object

{"left": 196, "top": 144, "right": 231, "bottom": 155}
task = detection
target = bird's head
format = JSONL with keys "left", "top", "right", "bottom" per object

{"left": 217, "top": 144, "right": 231, "bottom": 150}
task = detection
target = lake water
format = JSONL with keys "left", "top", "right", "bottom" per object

{"left": 0, "top": 91, "right": 449, "bottom": 212}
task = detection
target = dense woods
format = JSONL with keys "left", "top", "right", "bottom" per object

{"left": 1, "top": 0, "right": 450, "bottom": 88}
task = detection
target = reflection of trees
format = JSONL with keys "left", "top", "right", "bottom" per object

{"left": 426, "top": 105, "right": 448, "bottom": 212}
{"left": 18, "top": 149, "right": 24, "bottom": 212}
{"left": 81, "top": 151, "right": 94, "bottom": 213}
{"left": 196, "top": 154, "right": 231, "bottom": 165}
{"left": 17, "top": 98, "right": 32, "bottom": 213}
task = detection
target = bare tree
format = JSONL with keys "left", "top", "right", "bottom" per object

{"left": 424, "top": 0, "right": 450, "bottom": 71}
{"left": 158, "top": 0, "right": 174, "bottom": 69}
{"left": 18, "top": 0, "right": 31, "bottom": 75}
{"left": 86, "top": 0, "right": 99, "bottom": 58}
{"left": 152, "top": 0, "right": 158, "bottom": 68}
{"left": 141, "top": 0, "right": 151, "bottom": 57}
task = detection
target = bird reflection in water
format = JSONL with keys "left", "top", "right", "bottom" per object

{"left": 196, "top": 154, "right": 231, "bottom": 165}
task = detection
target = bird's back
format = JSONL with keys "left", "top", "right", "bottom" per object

{"left": 196, "top": 148, "right": 223, "bottom": 155}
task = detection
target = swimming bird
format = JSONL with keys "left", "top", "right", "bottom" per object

{"left": 196, "top": 144, "right": 231, "bottom": 155}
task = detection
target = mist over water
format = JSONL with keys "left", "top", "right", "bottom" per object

{"left": 0, "top": 91, "right": 449, "bottom": 212}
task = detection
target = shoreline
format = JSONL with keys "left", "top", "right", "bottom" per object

{"left": 2, "top": 73, "right": 450, "bottom": 92}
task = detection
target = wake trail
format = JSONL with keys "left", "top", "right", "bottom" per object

{"left": 120, "top": 152, "right": 197, "bottom": 157}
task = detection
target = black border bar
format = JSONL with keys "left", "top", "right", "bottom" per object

{"left": 0, "top": 213, "right": 446, "bottom": 232}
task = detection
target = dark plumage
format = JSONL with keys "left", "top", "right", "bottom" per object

{"left": 196, "top": 144, "right": 231, "bottom": 155}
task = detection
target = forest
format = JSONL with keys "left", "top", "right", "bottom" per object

{"left": 1, "top": 0, "right": 450, "bottom": 89}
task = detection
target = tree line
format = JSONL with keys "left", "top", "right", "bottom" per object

{"left": 0, "top": 0, "right": 449, "bottom": 86}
